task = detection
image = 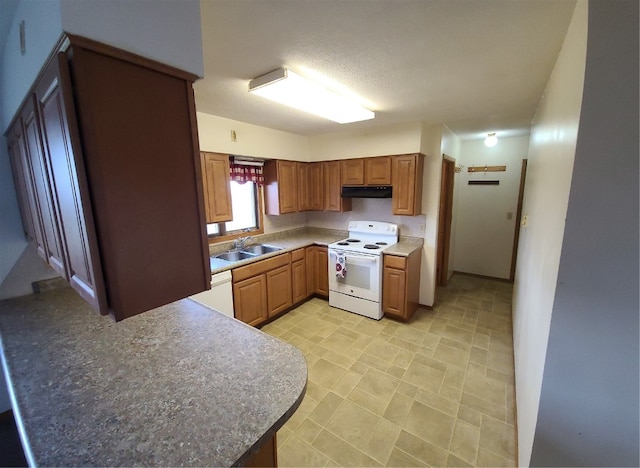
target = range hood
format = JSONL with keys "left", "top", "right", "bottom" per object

{"left": 341, "top": 186, "right": 393, "bottom": 198}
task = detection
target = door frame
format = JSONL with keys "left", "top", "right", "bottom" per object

{"left": 510, "top": 159, "right": 528, "bottom": 281}
{"left": 436, "top": 155, "right": 456, "bottom": 286}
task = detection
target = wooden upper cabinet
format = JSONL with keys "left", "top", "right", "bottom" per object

{"left": 61, "top": 35, "right": 208, "bottom": 320}
{"left": 7, "top": 120, "right": 40, "bottom": 249}
{"left": 6, "top": 35, "right": 211, "bottom": 321}
{"left": 201, "top": 152, "right": 233, "bottom": 223}
{"left": 264, "top": 159, "right": 298, "bottom": 214}
{"left": 308, "top": 162, "right": 324, "bottom": 211}
{"left": 305, "top": 245, "right": 329, "bottom": 297}
{"left": 342, "top": 157, "right": 392, "bottom": 186}
{"left": 366, "top": 156, "right": 392, "bottom": 185}
{"left": 22, "top": 96, "right": 68, "bottom": 278}
{"left": 35, "top": 52, "right": 108, "bottom": 313}
{"left": 323, "top": 161, "right": 351, "bottom": 212}
{"left": 341, "top": 159, "right": 365, "bottom": 185}
{"left": 297, "top": 162, "right": 310, "bottom": 211}
{"left": 392, "top": 154, "right": 424, "bottom": 216}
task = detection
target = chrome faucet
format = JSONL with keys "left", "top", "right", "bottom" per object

{"left": 233, "top": 236, "right": 252, "bottom": 250}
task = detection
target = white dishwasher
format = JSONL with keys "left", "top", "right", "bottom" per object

{"left": 188, "top": 270, "right": 234, "bottom": 318}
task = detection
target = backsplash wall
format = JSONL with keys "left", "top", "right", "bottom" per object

{"left": 307, "top": 198, "right": 426, "bottom": 238}
{"left": 263, "top": 211, "right": 308, "bottom": 234}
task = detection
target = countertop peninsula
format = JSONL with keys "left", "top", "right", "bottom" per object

{"left": 0, "top": 287, "right": 307, "bottom": 466}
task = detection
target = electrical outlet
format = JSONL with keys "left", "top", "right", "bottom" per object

{"left": 231, "top": 130, "right": 237, "bottom": 142}
{"left": 522, "top": 215, "right": 528, "bottom": 227}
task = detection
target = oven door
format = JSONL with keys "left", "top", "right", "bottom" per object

{"left": 328, "top": 249, "right": 381, "bottom": 302}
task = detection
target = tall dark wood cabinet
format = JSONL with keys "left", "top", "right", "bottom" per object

{"left": 7, "top": 118, "right": 41, "bottom": 253}
{"left": 33, "top": 52, "right": 107, "bottom": 312}
{"left": 21, "top": 97, "right": 67, "bottom": 277}
{"left": 6, "top": 34, "right": 209, "bottom": 321}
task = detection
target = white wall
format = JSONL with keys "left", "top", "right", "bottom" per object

{"left": 307, "top": 199, "right": 426, "bottom": 238}
{"left": 197, "top": 112, "right": 310, "bottom": 161}
{"left": 308, "top": 122, "right": 421, "bottom": 161}
{"left": 511, "top": 1, "right": 587, "bottom": 465}
{"left": 530, "top": 0, "right": 638, "bottom": 465}
{"left": 60, "top": 0, "right": 203, "bottom": 77}
{"left": 441, "top": 125, "right": 461, "bottom": 280}
{"left": 453, "top": 135, "right": 529, "bottom": 279}
{"left": 0, "top": 0, "right": 62, "bottom": 129}
{"left": 0, "top": 0, "right": 63, "bottom": 289}
{"left": 418, "top": 124, "right": 443, "bottom": 306}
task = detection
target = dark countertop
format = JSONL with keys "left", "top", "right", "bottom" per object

{"left": 0, "top": 287, "right": 307, "bottom": 466}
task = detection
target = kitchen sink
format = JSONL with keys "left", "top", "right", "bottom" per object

{"left": 242, "top": 244, "right": 283, "bottom": 255}
{"left": 215, "top": 251, "right": 257, "bottom": 262}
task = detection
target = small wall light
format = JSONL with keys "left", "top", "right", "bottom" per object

{"left": 484, "top": 133, "right": 498, "bottom": 147}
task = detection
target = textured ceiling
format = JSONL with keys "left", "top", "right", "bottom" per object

{"left": 194, "top": 0, "right": 576, "bottom": 140}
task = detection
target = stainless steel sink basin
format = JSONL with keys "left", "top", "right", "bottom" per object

{"left": 242, "top": 244, "right": 283, "bottom": 255}
{"left": 215, "top": 250, "right": 257, "bottom": 262}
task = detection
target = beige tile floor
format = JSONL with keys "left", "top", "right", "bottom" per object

{"left": 261, "top": 273, "right": 516, "bottom": 467}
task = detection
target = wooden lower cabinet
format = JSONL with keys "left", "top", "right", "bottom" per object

{"left": 232, "top": 253, "right": 292, "bottom": 326}
{"left": 382, "top": 250, "right": 421, "bottom": 321}
{"left": 233, "top": 275, "right": 268, "bottom": 326}
{"left": 266, "top": 265, "right": 293, "bottom": 317}
{"left": 245, "top": 434, "right": 277, "bottom": 467}
{"left": 305, "top": 246, "right": 329, "bottom": 298}
{"left": 315, "top": 247, "right": 329, "bottom": 296}
{"left": 291, "top": 248, "right": 307, "bottom": 305}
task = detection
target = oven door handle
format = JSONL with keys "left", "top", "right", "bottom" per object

{"left": 329, "top": 250, "right": 379, "bottom": 263}
{"left": 345, "top": 254, "right": 378, "bottom": 262}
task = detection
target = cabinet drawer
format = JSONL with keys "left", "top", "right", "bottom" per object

{"left": 232, "top": 253, "right": 291, "bottom": 282}
{"left": 291, "top": 248, "right": 305, "bottom": 262}
{"left": 384, "top": 254, "right": 407, "bottom": 270}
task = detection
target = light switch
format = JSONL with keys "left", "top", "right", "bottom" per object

{"left": 522, "top": 215, "right": 528, "bottom": 227}
{"left": 506, "top": 212, "right": 513, "bottom": 220}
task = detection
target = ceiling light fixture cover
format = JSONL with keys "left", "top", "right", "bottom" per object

{"left": 249, "top": 68, "right": 374, "bottom": 124}
{"left": 484, "top": 132, "right": 498, "bottom": 147}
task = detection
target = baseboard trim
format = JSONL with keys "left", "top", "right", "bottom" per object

{"left": 452, "top": 270, "right": 513, "bottom": 283}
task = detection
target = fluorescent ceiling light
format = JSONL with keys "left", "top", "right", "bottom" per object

{"left": 249, "top": 68, "right": 374, "bottom": 124}
{"left": 484, "top": 132, "right": 498, "bottom": 147}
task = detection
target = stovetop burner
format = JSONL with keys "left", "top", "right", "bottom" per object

{"left": 328, "top": 221, "right": 399, "bottom": 255}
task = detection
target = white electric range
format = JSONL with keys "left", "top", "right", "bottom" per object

{"left": 327, "top": 221, "right": 399, "bottom": 320}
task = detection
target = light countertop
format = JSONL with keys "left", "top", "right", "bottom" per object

{"left": 208, "top": 227, "right": 423, "bottom": 273}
